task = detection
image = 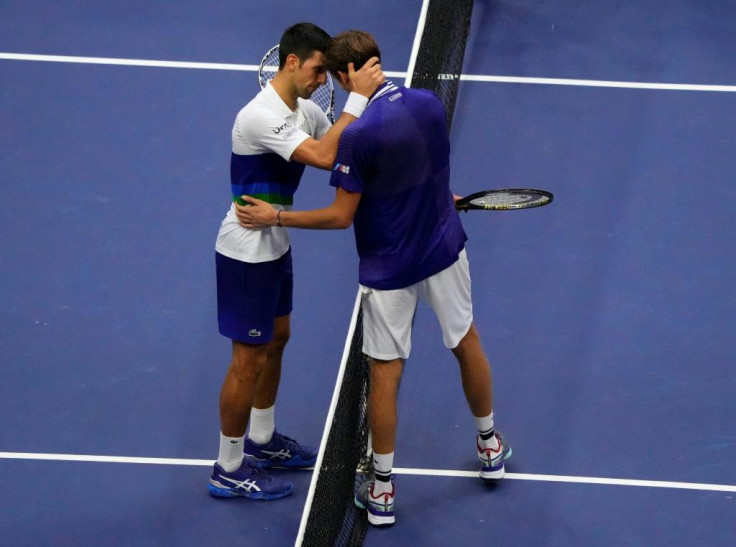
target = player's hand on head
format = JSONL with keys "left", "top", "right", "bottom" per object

{"left": 349, "top": 57, "right": 385, "bottom": 97}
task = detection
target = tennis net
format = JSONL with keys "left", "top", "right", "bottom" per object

{"left": 408, "top": 0, "right": 474, "bottom": 130}
{"left": 297, "top": 1, "right": 474, "bottom": 544}
{"left": 297, "top": 295, "right": 372, "bottom": 547}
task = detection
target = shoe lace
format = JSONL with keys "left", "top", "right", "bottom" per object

{"left": 275, "top": 432, "right": 307, "bottom": 451}
{"left": 245, "top": 465, "right": 272, "bottom": 483}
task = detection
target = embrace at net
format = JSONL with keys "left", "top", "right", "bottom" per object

{"left": 213, "top": 1, "right": 551, "bottom": 545}
{"left": 232, "top": 9, "right": 538, "bottom": 544}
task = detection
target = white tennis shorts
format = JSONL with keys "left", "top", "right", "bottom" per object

{"left": 361, "top": 249, "right": 473, "bottom": 360}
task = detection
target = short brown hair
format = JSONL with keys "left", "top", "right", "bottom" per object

{"left": 326, "top": 30, "right": 381, "bottom": 75}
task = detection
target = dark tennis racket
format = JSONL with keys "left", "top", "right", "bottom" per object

{"left": 455, "top": 188, "right": 554, "bottom": 211}
{"left": 258, "top": 44, "right": 336, "bottom": 123}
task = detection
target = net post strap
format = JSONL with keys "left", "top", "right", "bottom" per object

{"left": 405, "top": 0, "right": 432, "bottom": 88}
{"left": 295, "top": 290, "right": 363, "bottom": 546}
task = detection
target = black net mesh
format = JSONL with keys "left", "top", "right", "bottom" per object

{"left": 301, "top": 308, "right": 372, "bottom": 546}
{"left": 410, "top": 0, "right": 474, "bottom": 129}
{"left": 300, "top": 1, "right": 474, "bottom": 544}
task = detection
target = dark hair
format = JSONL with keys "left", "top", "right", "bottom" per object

{"left": 278, "top": 22, "right": 331, "bottom": 69}
{"left": 326, "top": 30, "right": 381, "bottom": 75}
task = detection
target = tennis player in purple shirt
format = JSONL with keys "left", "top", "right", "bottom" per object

{"left": 237, "top": 30, "right": 511, "bottom": 527}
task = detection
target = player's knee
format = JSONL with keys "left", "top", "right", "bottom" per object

{"left": 231, "top": 342, "right": 269, "bottom": 378}
{"left": 370, "top": 358, "right": 404, "bottom": 383}
{"left": 270, "top": 315, "right": 291, "bottom": 350}
{"left": 271, "top": 326, "right": 291, "bottom": 350}
{"left": 452, "top": 323, "right": 483, "bottom": 358}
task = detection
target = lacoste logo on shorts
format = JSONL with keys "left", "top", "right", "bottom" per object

{"left": 248, "top": 329, "right": 262, "bottom": 337}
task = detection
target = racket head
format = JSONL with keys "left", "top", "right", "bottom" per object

{"left": 455, "top": 188, "right": 554, "bottom": 211}
{"left": 257, "top": 44, "right": 280, "bottom": 89}
{"left": 257, "top": 44, "right": 335, "bottom": 123}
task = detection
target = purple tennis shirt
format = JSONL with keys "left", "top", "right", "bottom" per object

{"left": 330, "top": 83, "right": 467, "bottom": 290}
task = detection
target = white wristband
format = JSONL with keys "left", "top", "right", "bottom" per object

{"left": 343, "top": 92, "right": 369, "bottom": 118}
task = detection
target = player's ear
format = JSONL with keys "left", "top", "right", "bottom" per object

{"left": 285, "top": 53, "right": 300, "bottom": 72}
{"left": 337, "top": 71, "right": 350, "bottom": 89}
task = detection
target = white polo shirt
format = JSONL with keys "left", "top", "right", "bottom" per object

{"left": 216, "top": 82, "right": 331, "bottom": 263}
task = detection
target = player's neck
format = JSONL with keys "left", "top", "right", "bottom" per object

{"left": 270, "top": 73, "right": 298, "bottom": 111}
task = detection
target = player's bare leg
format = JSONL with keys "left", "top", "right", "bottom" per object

{"left": 451, "top": 322, "right": 492, "bottom": 417}
{"left": 368, "top": 357, "right": 403, "bottom": 454}
{"left": 219, "top": 340, "right": 269, "bottom": 437}
{"left": 452, "top": 322, "right": 511, "bottom": 479}
{"left": 253, "top": 314, "right": 290, "bottom": 409}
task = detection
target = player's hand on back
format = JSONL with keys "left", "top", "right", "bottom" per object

{"left": 349, "top": 57, "right": 385, "bottom": 97}
{"left": 235, "top": 196, "right": 277, "bottom": 229}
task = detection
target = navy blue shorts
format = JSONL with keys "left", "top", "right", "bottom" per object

{"left": 216, "top": 250, "right": 293, "bottom": 344}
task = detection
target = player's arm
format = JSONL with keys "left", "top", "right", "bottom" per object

{"left": 290, "top": 57, "right": 383, "bottom": 170}
{"left": 237, "top": 188, "right": 360, "bottom": 230}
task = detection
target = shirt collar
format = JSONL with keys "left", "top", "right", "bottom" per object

{"left": 263, "top": 81, "right": 298, "bottom": 117}
{"left": 367, "top": 81, "right": 399, "bottom": 107}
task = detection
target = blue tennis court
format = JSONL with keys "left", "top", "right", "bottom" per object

{"left": 2, "top": 1, "right": 735, "bottom": 545}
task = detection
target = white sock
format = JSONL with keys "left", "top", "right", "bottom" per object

{"left": 475, "top": 411, "right": 500, "bottom": 450}
{"left": 248, "top": 405, "right": 275, "bottom": 445}
{"left": 372, "top": 451, "right": 394, "bottom": 495}
{"left": 217, "top": 433, "right": 244, "bottom": 472}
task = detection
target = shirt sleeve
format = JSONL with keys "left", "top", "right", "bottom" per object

{"left": 329, "top": 126, "right": 364, "bottom": 193}
{"left": 313, "top": 109, "right": 332, "bottom": 140}
{"left": 299, "top": 99, "right": 332, "bottom": 139}
{"left": 235, "top": 105, "right": 310, "bottom": 161}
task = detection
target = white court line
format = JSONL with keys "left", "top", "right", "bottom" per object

{"left": 460, "top": 73, "right": 736, "bottom": 92}
{"left": 2, "top": 52, "right": 735, "bottom": 92}
{"left": 393, "top": 468, "right": 736, "bottom": 493}
{"left": 0, "top": 51, "right": 404, "bottom": 79}
{"left": 1, "top": 451, "right": 734, "bottom": 493}
{"left": 0, "top": 52, "right": 259, "bottom": 71}
{"left": 0, "top": 451, "right": 213, "bottom": 467}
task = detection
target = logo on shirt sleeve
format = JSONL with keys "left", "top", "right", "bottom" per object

{"left": 333, "top": 163, "right": 351, "bottom": 175}
{"left": 271, "top": 122, "right": 290, "bottom": 134}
